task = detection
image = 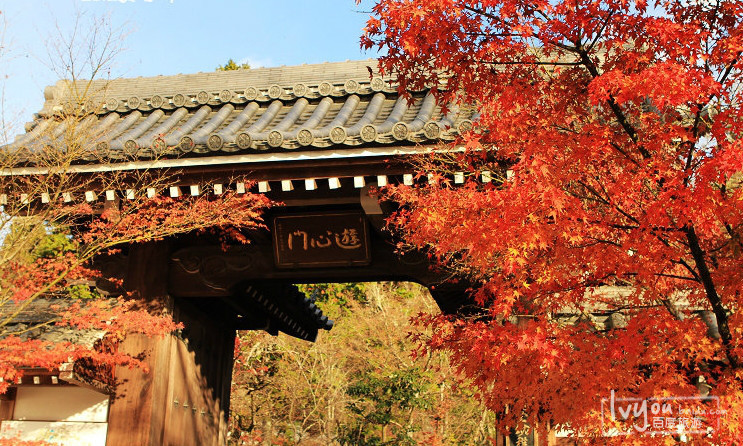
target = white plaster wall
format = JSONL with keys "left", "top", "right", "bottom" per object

{"left": 12, "top": 386, "right": 109, "bottom": 422}
{"left": 0, "top": 386, "right": 109, "bottom": 446}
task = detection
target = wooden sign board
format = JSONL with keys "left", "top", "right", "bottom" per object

{"left": 273, "top": 212, "right": 371, "bottom": 268}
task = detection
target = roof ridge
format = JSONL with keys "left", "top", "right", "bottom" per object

{"left": 39, "top": 59, "right": 391, "bottom": 116}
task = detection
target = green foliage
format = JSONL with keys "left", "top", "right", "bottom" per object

{"left": 30, "top": 229, "right": 93, "bottom": 299}
{"left": 1, "top": 218, "right": 50, "bottom": 264}
{"left": 216, "top": 58, "right": 250, "bottom": 71}
{"left": 1, "top": 219, "right": 76, "bottom": 263}
{"left": 298, "top": 282, "right": 367, "bottom": 307}
{"left": 341, "top": 367, "right": 433, "bottom": 446}
{"left": 392, "top": 286, "right": 416, "bottom": 301}
{"left": 32, "top": 232, "right": 76, "bottom": 259}
{"left": 1, "top": 221, "right": 95, "bottom": 300}
{"left": 66, "top": 283, "right": 99, "bottom": 300}
{"left": 347, "top": 368, "right": 433, "bottom": 416}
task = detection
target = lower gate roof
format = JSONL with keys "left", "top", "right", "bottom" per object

{"left": 9, "top": 60, "right": 474, "bottom": 169}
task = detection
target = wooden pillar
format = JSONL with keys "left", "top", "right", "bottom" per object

{"left": 105, "top": 242, "right": 236, "bottom": 446}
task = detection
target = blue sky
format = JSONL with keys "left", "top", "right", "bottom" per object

{"left": 0, "top": 0, "right": 381, "bottom": 139}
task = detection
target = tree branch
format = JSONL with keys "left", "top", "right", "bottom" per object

{"left": 586, "top": 10, "right": 615, "bottom": 53}
{"left": 477, "top": 60, "right": 581, "bottom": 67}
{"left": 685, "top": 225, "right": 740, "bottom": 367}
{"left": 576, "top": 48, "right": 651, "bottom": 159}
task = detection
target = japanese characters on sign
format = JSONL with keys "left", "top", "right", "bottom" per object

{"left": 273, "top": 212, "right": 371, "bottom": 268}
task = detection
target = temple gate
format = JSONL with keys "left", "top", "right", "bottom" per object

{"left": 0, "top": 60, "right": 495, "bottom": 446}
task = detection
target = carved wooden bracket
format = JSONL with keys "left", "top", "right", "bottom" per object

{"left": 170, "top": 246, "right": 265, "bottom": 296}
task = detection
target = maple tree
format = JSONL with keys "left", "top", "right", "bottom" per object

{"left": 0, "top": 178, "right": 272, "bottom": 393}
{"left": 363, "top": 0, "right": 743, "bottom": 442}
{"left": 0, "top": 11, "right": 272, "bottom": 400}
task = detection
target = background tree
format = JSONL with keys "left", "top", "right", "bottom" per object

{"left": 363, "top": 0, "right": 743, "bottom": 442}
{"left": 229, "top": 283, "right": 497, "bottom": 446}
{"left": 217, "top": 58, "right": 251, "bottom": 71}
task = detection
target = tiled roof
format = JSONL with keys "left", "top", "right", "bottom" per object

{"left": 16, "top": 60, "right": 474, "bottom": 161}
{"left": 0, "top": 297, "right": 106, "bottom": 345}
